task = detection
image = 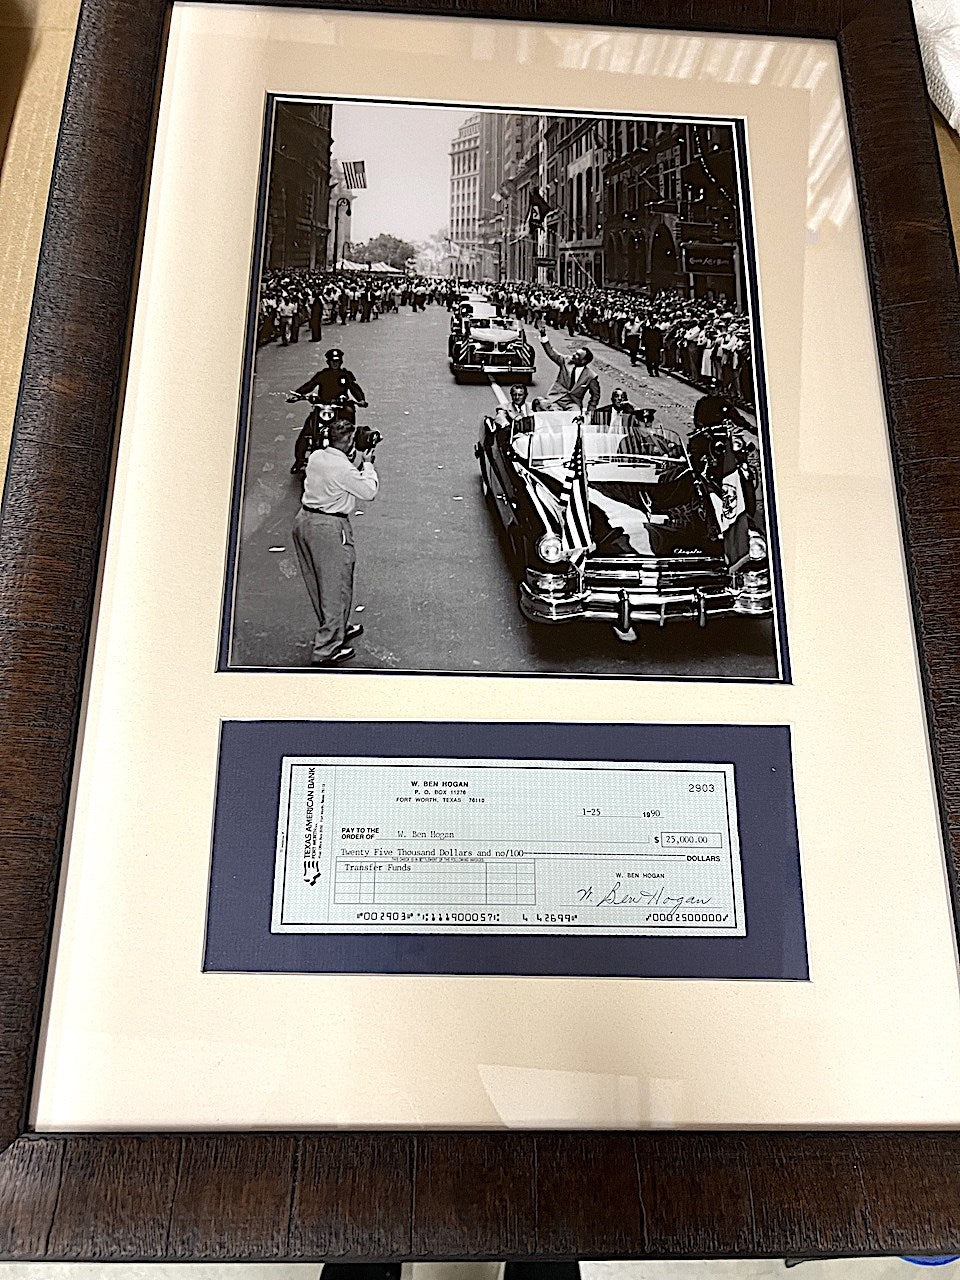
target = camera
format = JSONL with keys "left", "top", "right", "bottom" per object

{"left": 354, "top": 424, "right": 383, "bottom": 453}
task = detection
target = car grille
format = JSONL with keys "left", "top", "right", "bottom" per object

{"left": 584, "top": 556, "right": 727, "bottom": 593}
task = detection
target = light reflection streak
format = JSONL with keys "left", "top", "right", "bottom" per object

{"left": 534, "top": 28, "right": 853, "bottom": 233}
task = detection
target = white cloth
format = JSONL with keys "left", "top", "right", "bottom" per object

{"left": 914, "top": 0, "right": 960, "bottom": 130}
{"left": 302, "top": 446, "right": 378, "bottom": 513}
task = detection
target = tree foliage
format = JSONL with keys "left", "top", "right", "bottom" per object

{"left": 350, "top": 233, "right": 418, "bottom": 271}
{"left": 415, "top": 229, "right": 451, "bottom": 274}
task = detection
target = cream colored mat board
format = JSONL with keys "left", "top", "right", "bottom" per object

{"left": 30, "top": 7, "right": 960, "bottom": 1130}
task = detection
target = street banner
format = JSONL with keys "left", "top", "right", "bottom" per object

{"left": 527, "top": 186, "right": 552, "bottom": 235}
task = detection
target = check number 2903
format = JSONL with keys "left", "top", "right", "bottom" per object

{"left": 273, "top": 755, "right": 745, "bottom": 938}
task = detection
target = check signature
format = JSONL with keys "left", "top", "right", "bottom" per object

{"left": 576, "top": 883, "right": 713, "bottom": 915}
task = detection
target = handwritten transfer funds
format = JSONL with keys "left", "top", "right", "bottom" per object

{"left": 272, "top": 756, "right": 745, "bottom": 937}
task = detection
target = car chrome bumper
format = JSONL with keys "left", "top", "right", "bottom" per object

{"left": 519, "top": 580, "right": 771, "bottom": 627}
{"left": 456, "top": 363, "right": 534, "bottom": 375}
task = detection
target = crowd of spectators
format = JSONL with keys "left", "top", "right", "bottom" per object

{"left": 257, "top": 268, "right": 755, "bottom": 409}
{"left": 258, "top": 270, "right": 457, "bottom": 346}
{"left": 487, "top": 281, "right": 755, "bottom": 408}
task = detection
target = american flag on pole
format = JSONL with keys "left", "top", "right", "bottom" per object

{"left": 559, "top": 420, "right": 593, "bottom": 566}
{"left": 341, "top": 160, "right": 367, "bottom": 189}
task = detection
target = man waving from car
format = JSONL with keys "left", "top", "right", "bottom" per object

{"left": 534, "top": 326, "right": 601, "bottom": 415}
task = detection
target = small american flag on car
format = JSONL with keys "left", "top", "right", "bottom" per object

{"left": 559, "top": 420, "right": 593, "bottom": 567}
{"left": 341, "top": 160, "right": 367, "bottom": 189}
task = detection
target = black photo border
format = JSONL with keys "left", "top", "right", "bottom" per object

{"left": 216, "top": 96, "right": 791, "bottom": 683}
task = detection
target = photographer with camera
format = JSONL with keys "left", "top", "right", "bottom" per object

{"left": 292, "top": 417, "right": 379, "bottom": 668}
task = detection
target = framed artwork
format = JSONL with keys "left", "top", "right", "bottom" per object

{"left": 3, "top": 0, "right": 960, "bottom": 1261}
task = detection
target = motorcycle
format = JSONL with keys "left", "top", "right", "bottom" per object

{"left": 286, "top": 391, "right": 378, "bottom": 476}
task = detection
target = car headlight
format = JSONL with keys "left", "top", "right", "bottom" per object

{"left": 747, "top": 530, "right": 766, "bottom": 561}
{"left": 538, "top": 534, "right": 565, "bottom": 564}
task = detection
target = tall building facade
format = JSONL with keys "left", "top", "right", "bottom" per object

{"left": 602, "top": 120, "right": 743, "bottom": 305}
{"left": 475, "top": 113, "right": 506, "bottom": 280}
{"left": 265, "top": 102, "right": 333, "bottom": 271}
{"left": 462, "top": 111, "right": 607, "bottom": 286}
{"left": 449, "top": 116, "right": 481, "bottom": 278}
{"left": 450, "top": 110, "right": 744, "bottom": 300}
{"left": 497, "top": 113, "right": 540, "bottom": 283}
{"left": 544, "top": 116, "right": 605, "bottom": 287}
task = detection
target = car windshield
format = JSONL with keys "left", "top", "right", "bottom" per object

{"left": 470, "top": 317, "right": 514, "bottom": 330}
{"left": 510, "top": 410, "right": 686, "bottom": 465}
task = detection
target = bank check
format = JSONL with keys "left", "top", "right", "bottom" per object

{"left": 272, "top": 755, "right": 745, "bottom": 937}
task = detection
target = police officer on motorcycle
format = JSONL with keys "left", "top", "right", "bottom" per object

{"left": 290, "top": 348, "right": 367, "bottom": 417}
{"left": 288, "top": 348, "right": 368, "bottom": 476}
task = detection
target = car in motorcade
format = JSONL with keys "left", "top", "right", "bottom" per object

{"left": 474, "top": 406, "right": 772, "bottom": 637}
{"left": 448, "top": 294, "right": 493, "bottom": 353}
{"left": 448, "top": 296, "right": 536, "bottom": 384}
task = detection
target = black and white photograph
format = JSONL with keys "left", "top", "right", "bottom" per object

{"left": 219, "top": 97, "right": 787, "bottom": 680}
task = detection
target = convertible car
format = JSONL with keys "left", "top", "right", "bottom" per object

{"left": 475, "top": 407, "right": 772, "bottom": 635}
{"left": 448, "top": 296, "right": 494, "bottom": 354}
{"left": 449, "top": 298, "right": 535, "bottom": 383}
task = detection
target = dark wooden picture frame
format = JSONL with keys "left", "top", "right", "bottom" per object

{"left": 4, "top": 0, "right": 960, "bottom": 1260}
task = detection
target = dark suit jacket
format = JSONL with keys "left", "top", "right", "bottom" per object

{"left": 642, "top": 325, "right": 664, "bottom": 354}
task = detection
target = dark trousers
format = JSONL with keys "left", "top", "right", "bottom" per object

{"left": 644, "top": 345, "right": 661, "bottom": 376}
{"left": 310, "top": 309, "right": 323, "bottom": 341}
{"left": 625, "top": 334, "right": 640, "bottom": 365}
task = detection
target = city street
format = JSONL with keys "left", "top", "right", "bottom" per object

{"left": 227, "top": 303, "right": 778, "bottom": 678}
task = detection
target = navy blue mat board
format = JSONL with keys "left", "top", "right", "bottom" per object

{"left": 204, "top": 720, "right": 806, "bottom": 978}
